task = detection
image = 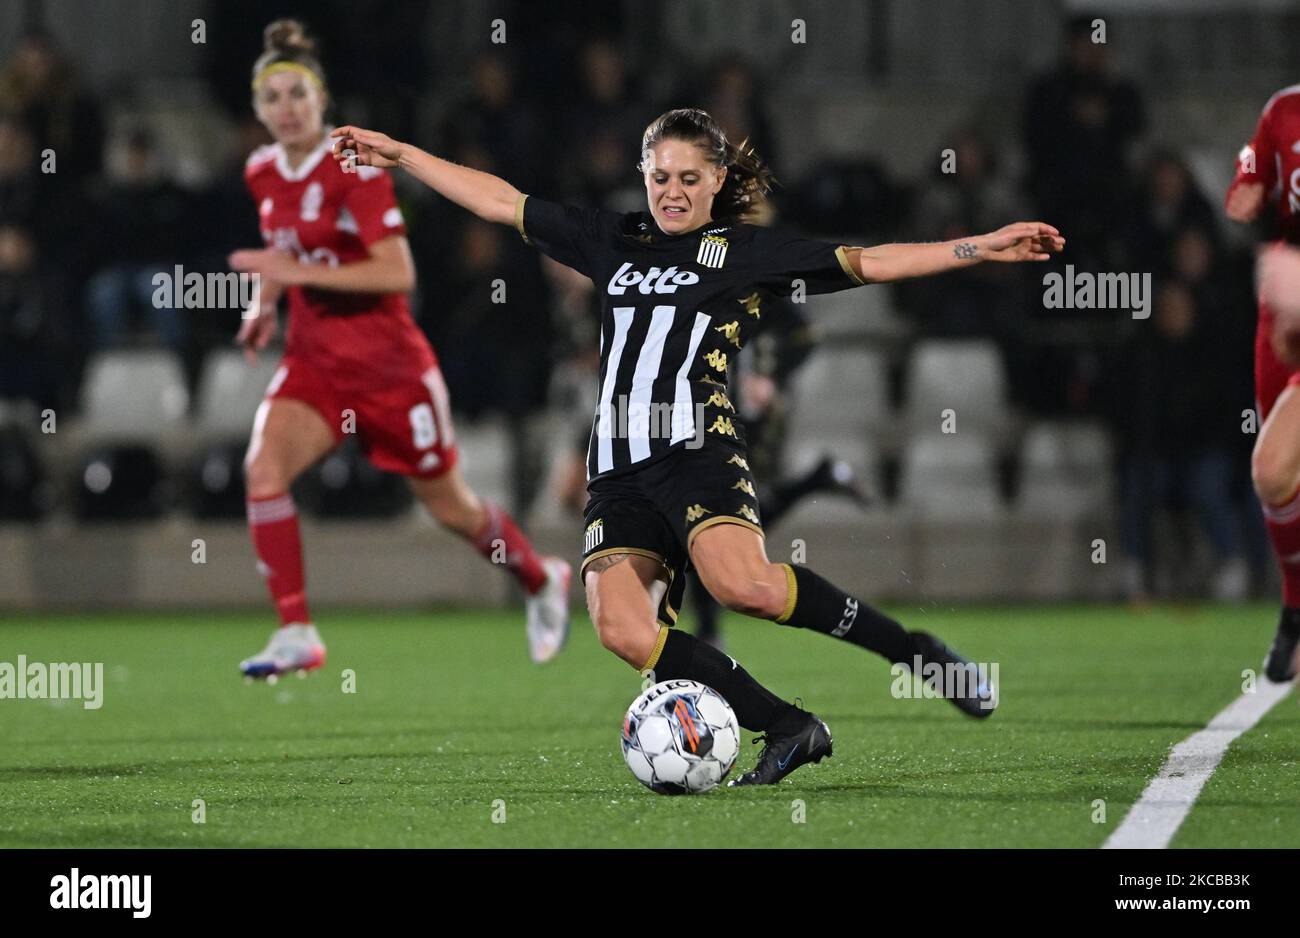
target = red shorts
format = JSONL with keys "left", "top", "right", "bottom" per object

{"left": 264, "top": 356, "right": 459, "bottom": 478}
{"left": 1255, "top": 299, "right": 1300, "bottom": 423}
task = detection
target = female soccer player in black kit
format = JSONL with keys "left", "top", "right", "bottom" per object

{"left": 332, "top": 109, "right": 1063, "bottom": 785}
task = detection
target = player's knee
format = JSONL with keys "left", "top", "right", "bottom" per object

{"left": 1251, "top": 446, "right": 1299, "bottom": 506}
{"left": 244, "top": 452, "right": 290, "bottom": 499}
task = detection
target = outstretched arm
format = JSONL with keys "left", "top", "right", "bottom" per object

{"left": 843, "top": 222, "right": 1064, "bottom": 284}
{"left": 330, "top": 125, "right": 519, "bottom": 226}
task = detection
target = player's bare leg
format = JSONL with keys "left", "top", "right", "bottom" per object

{"left": 409, "top": 467, "right": 571, "bottom": 663}
{"left": 1252, "top": 384, "right": 1300, "bottom": 682}
{"left": 690, "top": 522, "right": 996, "bottom": 717}
{"left": 584, "top": 551, "right": 825, "bottom": 785}
{"left": 240, "top": 398, "right": 336, "bottom": 680}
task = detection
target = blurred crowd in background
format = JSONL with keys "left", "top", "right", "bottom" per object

{"left": 0, "top": 1, "right": 1287, "bottom": 600}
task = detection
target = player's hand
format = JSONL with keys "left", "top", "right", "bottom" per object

{"left": 977, "top": 223, "right": 1064, "bottom": 262}
{"left": 331, "top": 126, "right": 403, "bottom": 169}
{"left": 741, "top": 373, "right": 778, "bottom": 414}
{"left": 235, "top": 307, "right": 279, "bottom": 364}
{"left": 1226, "top": 182, "right": 1266, "bottom": 223}
{"left": 229, "top": 248, "right": 308, "bottom": 286}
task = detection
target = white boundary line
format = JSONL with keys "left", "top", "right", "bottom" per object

{"left": 1103, "top": 680, "right": 1292, "bottom": 849}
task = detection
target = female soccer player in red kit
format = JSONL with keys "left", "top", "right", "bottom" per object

{"left": 229, "top": 20, "right": 570, "bottom": 678}
{"left": 1226, "top": 82, "right": 1300, "bottom": 682}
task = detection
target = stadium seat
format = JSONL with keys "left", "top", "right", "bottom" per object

{"left": 193, "top": 349, "right": 281, "bottom": 442}
{"left": 902, "top": 339, "right": 1011, "bottom": 442}
{"left": 448, "top": 417, "right": 513, "bottom": 509}
{"left": 775, "top": 437, "right": 883, "bottom": 526}
{"left": 787, "top": 345, "right": 891, "bottom": 439}
{"left": 1016, "top": 421, "right": 1116, "bottom": 519}
{"left": 898, "top": 434, "right": 1001, "bottom": 518}
{"left": 76, "top": 350, "right": 190, "bottom": 448}
{"left": 806, "top": 288, "right": 909, "bottom": 340}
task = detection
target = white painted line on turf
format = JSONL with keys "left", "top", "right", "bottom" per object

{"left": 1104, "top": 679, "right": 1293, "bottom": 849}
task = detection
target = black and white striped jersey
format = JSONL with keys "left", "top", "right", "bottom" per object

{"left": 515, "top": 195, "right": 865, "bottom": 480}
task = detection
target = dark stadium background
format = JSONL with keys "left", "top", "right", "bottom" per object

{"left": 1, "top": 0, "right": 1297, "bottom": 610}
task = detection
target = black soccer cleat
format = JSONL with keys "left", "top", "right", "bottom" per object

{"left": 808, "top": 455, "right": 873, "bottom": 509}
{"left": 909, "top": 631, "right": 997, "bottom": 719}
{"left": 1263, "top": 616, "right": 1300, "bottom": 683}
{"left": 728, "top": 710, "right": 833, "bottom": 787}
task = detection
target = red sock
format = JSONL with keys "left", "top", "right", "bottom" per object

{"left": 247, "top": 493, "right": 310, "bottom": 626}
{"left": 1262, "top": 490, "right": 1300, "bottom": 606}
{"left": 472, "top": 500, "right": 547, "bottom": 594}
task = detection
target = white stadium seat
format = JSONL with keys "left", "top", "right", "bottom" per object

{"left": 450, "top": 418, "right": 512, "bottom": 508}
{"left": 805, "top": 288, "right": 908, "bottom": 339}
{"left": 787, "top": 346, "right": 891, "bottom": 438}
{"left": 78, "top": 350, "right": 189, "bottom": 442}
{"left": 903, "top": 339, "right": 1010, "bottom": 440}
{"left": 193, "top": 349, "right": 282, "bottom": 440}
{"left": 1017, "top": 421, "right": 1115, "bottom": 518}
{"left": 898, "top": 434, "right": 1001, "bottom": 518}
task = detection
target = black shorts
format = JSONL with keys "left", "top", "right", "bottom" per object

{"left": 580, "top": 436, "right": 764, "bottom": 628}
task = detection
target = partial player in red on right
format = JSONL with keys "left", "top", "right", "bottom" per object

{"left": 1225, "top": 82, "right": 1300, "bottom": 682}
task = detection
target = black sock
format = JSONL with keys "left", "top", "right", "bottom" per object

{"left": 689, "top": 574, "right": 721, "bottom": 641}
{"left": 762, "top": 462, "right": 826, "bottom": 529}
{"left": 1280, "top": 607, "right": 1300, "bottom": 638}
{"left": 649, "top": 628, "right": 797, "bottom": 731}
{"left": 776, "top": 563, "right": 914, "bottom": 664}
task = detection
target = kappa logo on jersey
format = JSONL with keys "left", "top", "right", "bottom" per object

{"left": 705, "top": 389, "right": 734, "bottom": 412}
{"left": 737, "top": 504, "right": 760, "bottom": 524}
{"left": 301, "top": 181, "right": 324, "bottom": 222}
{"left": 584, "top": 519, "right": 605, "bottom": 553}
{"left": 732, "top": 478, "right": 756, "bottom": 497}
{"left": 738, "top": 291, "right": 763, "bottom": 318}
{"left": 715, "top": 320, "right": 742, "bottom": 348}
{"left": 707, "top": 416, "right": 737, "bottom": 437}
{"left": 697, "top": 233, "right": 729, "bottom": 268}
{"left": 685, "top": 504, "right": 712, "bottom": 523}
{"left": 726, "top": 454, "right": 750, "bottom": 470}
{"left": 606, "top": 261, "right": 700, "bottom": 296}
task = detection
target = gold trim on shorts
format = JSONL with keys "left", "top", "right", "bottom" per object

{"left": 686, "top": 515, "right": 766, "bottom": 551}
{"left": 579, "top": 546, "right": 669, "bottom": 579}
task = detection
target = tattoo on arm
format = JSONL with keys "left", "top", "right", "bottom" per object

{"left": 953, "top": 242, "right": 978, "bottom": 260}
{"left": 585, "top": 553, "right": 631, "bottom": 575}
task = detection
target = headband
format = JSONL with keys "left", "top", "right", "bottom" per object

{"left": 252, "top": 61, "right": 323, "bottom": 91}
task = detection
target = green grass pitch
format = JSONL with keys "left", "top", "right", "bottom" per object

{"left": 1, "top": 603, "right": 1297, "bottom": 848}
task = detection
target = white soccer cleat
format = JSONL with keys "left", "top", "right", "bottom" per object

{"left": 526, "top": 557, "right": 571, "bottom": 664}
{"left": 239, "top": 623, "right": 326, "bottom": 680}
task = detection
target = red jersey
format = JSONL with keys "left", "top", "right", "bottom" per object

{"left": 244, "top": 134, "right": 436, "bottom": 386}
{"left": 1228, "top": 84, "right": 1300, "bottom": 246}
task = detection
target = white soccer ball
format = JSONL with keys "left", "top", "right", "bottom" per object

{"left": 621, "top": 680, "right": 740, "bottom": 794}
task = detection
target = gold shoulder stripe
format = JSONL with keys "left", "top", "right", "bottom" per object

{"left": 835, "top": 245, "right": 867, "bottom": 286}
{"left": 515, "top": 193, "right": 530, "bottom": 244}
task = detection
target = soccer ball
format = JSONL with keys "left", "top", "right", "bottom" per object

{"left": 621, "top": 680, "right": 740, "bottom": 794}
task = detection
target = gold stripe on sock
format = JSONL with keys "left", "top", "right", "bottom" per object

{"left": 640, "top": 626, "right": 670, "bottom": 672}
{"left": 776, "top": 563, "right": 798, "bottom": 624}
